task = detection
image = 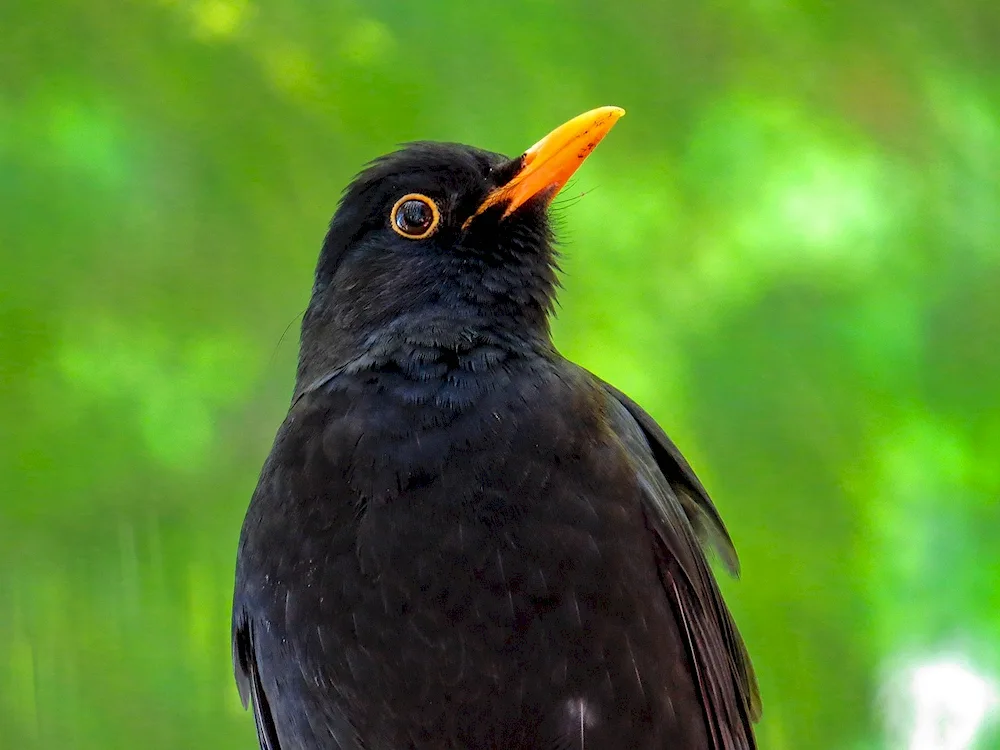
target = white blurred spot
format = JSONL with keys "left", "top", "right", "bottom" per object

{"left": 886, "top": 658, "right": 998, "bottom": 750}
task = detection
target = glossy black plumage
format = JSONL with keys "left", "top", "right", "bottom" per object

{"left": 233, "top": 136, "right": 760, "bottom": 750}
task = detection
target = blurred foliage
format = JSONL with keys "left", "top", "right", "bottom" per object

{"left": 3, "top": 0, "right": 1000, "bottom": 748}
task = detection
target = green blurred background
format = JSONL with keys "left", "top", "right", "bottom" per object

{"left": 3, "top": 0, "right": 1000, "bottom": 748}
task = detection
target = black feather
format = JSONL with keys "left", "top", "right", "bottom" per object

{"left": 232, "top": 138, "right": 760, "bottom": 749}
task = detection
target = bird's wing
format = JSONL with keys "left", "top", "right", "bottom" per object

{"left": 599, "top": 378, "right": 761, "bottom": 749}
{"left": 231, "top": 392, "right": 366, "bottom": 750}
{"left": 233, "top": 609, "right": 282, "bottom": 750}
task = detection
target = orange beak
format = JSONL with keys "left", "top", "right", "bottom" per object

{"left": 466, "top": 106, "right": 625, "bottom": 227}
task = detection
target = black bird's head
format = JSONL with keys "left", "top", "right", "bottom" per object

{"left": 297, "top": 107, "right": 625, "bottom": 392}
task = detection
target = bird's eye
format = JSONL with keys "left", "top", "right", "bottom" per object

{"left": 390, "top": 194, "right": 440, "bottom": 239}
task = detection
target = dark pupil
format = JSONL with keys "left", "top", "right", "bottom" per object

{"left": 397, "top": 200, "right": 433, "bottom": 234}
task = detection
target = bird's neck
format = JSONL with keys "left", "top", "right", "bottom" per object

{"left": 295, "top": 253, "right": 558, "bottom": 400}
{"left": 294, "top": 323, "right": 552, "bottom": 407}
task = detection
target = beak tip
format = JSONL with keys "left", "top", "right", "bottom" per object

{"left": 593, "top": 106, "right": 626, "bottom": 126}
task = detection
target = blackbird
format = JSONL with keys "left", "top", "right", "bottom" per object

{"left": 232, "top": 106, "right": 760, "bottom": 750}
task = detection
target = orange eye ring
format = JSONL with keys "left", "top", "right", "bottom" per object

{"left": 390, "top": 194, "right": 441, "bottom": 239}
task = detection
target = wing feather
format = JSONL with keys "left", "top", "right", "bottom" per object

{"left": 599, "top": 379, "right": 761, "bottom": 748}
{"left": 233, "top": 610, "right": 282, "bottom": 750}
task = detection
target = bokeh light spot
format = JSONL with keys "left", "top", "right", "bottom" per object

{"left": 57, "top": 319, "right": 260, "bottom": 471}
{"left": 341, "top": 18, "right": 394, "bottom": 66}
{"left": 191, "top": 0, "right": 250, "bottom": 39}
{"left": 46, "top": 100, "right": 130, "bottom": 188}
{"left": 884, "top": 658, "right": 998, "bottom": 750}
{"left": 259, "top": 42, "right": 320, "bottom": 99}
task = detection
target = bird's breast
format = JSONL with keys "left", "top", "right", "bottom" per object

{"left": 243, "top": 359, "right": 681, "bottom": 747}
